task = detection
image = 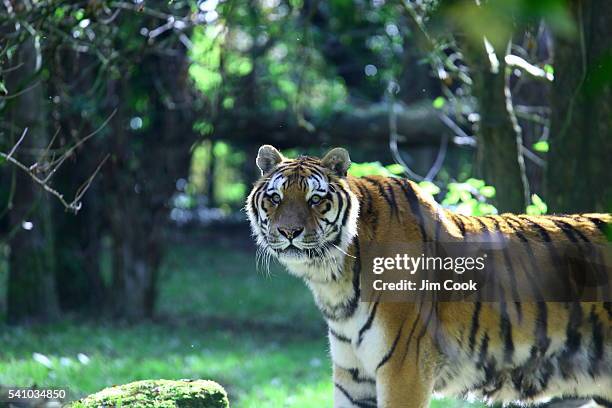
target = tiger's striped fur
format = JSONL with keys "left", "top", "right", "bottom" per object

{"left": 246, "top": 146, "right": 611, "bottom": 408}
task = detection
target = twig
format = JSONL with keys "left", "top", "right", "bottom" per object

{"left": 505, "top": 54, "right": 553, "bottom": 81}
{"left": 388, "top": 86, "right": 425, "bottom": 181}
{"left": 6, "top": 127, "right": 28, "bottom": 160}
{"left": 0, "top": 79, "right": 41, "bottom": 100}
{"left": 0, "top": 111, "right": 116, "bottom": 213}
{"left": 0, "top": 148, "right": 80, "bottom": 212}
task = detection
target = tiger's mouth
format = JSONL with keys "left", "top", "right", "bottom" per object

{"left": 277, "top": 245, "right": 304, "bottom": 256}
{"left": 269, "top": 239, "right": 335, "bottom": 263}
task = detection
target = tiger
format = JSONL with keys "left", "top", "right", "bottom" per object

{"left": 245, "top": 145, "right": 612, "bottom": 408}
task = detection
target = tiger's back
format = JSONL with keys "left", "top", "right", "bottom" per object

{"left": 347, "top": 175, "right": 611, "bottom": 405}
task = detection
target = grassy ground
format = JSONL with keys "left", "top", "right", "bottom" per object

{"left": 0, "top": 237, "right": 483, "bottom": 407}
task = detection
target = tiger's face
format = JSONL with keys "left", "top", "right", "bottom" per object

{"left": 246, "top": 145, "right": 359, "bottom": 280}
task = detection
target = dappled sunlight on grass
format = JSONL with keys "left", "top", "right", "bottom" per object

{"left": 0, "top": 323, "right": 332, "bottom": 406}
{"left": 0, "top": 242, "right": 485, "bottom": 407}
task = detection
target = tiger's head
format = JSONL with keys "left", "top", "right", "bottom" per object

{"left": 246, "top": 145, "right": 359, "bottom": 281}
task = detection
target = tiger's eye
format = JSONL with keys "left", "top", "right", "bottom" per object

{"left": 271, "top": 193, "right": 281, "bottom": 204}
{"left": 310, "top": 194, "right": 322, "bottom": 205}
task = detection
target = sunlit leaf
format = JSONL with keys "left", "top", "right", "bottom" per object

{"left": 479, "top": 186, "right": 496, "bottom": 198}
{"left": 533, "top": 141, "right": 549, "bottom": 153}
{"left": 418, "top": 181, "right": 441, "bottom": 197}
{"left": 385, "top": 163, "right": 405, "bottom": 175}
{"left": 432, "top": 96, "right": 446, "bottom": 109}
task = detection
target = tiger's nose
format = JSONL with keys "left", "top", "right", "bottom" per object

{"left": 277, "top": 226, "right": 304, "bottom": 240}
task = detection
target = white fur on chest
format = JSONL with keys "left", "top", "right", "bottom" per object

{"left": 327, "top": 304, "right": 390, "bottom": 378}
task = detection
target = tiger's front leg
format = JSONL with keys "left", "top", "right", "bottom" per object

{"left": 333, "top": 363, "right": 377, "bottom": 408}
{"left": 374, "top": 346, "right": 435, "bottom": 408}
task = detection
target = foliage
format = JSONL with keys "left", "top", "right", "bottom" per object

{"left": 440, "top": 179, "right": 498, "bottom": 216}
{"left": 187, "top": 140, "right": 246, "bottom": 210}
{"left": 526, "top": 194, "right": 548, "bottom": 215}
{"left": 348, "top": 161, "right": 404, "bottom": 178}
{"left": 348, "top": 162, "right": 498, "bottom": 216}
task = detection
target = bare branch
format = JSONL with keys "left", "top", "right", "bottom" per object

{"left": 505, "top": 54, "right": 554, "bottom": 82}
{"left": 0, "top": 111, "right": 116, "bottom": 213}
{"left": 6, "top": 127, "right": 28, "bottom": 160}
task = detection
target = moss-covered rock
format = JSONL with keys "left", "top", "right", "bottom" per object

{"left": 70, "top": 379, "right": 229, "bottom": 408}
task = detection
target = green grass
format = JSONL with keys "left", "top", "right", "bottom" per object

{"left": 0, "top": 239, "right": 484, "bottom": 407}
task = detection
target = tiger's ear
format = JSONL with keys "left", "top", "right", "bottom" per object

{"left": 321, "top": 147, "right": 351, "bottom": 177}
{"left": 256, "top": 145, "right": 284, "bottom": 175}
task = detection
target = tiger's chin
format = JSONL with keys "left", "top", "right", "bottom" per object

{"left": 268, "top": 242, "right": 345, "bottom": 283}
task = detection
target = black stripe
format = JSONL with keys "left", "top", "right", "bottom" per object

{"left": 468, "top": 302, "right": 482, "bottom": 355}
{"left": 517, "top": 216, "right": 571, "bottom": 297}
{"left": 517, "top": 216, "right": 551, "bottom": 241}
{"left": 363, "top": 177, "right": 397, "bottom": 217}
{"left": 340, "top": 187, "right": 352, "bottom": 227}
{"left": 535, "top": 302, "right": 551, "bottom": 354}
{"left": 385, "top": 181, "right": 400, "bottom": 218}
{"left": 488, "top": 216, "right": 522, "bottom": 320}
{"left": 347, "top": 368, "right": 376, "bottom": 384}
{"left": 593, "top": 398, "right": 612, "bottom": 408}
{"left": 476, "top": 331, "right": 490, "bottom": 369}
{"left": 499, "top": 301, "right": 515, "bottom": 363}
{"left": 583, "top": 215, "right": 609, "bottom": 236}
{"left": 357, "top": 300, "right": 379, "bottom": 346}
{"left": 400, "top": 305, "right": 422, "bottom": 365}
{"left": 376, "top": 325, "right": 403, "bottom": 371}
{"left": 502, "top": 218, "right": 550, "bottom": 354}
{"left": 556, "top": 219, "right": 590, "bottom": 243}
{"left": 356, "top": 183, "right": 373, "bottom": 215}
{"left": 454, "top": 214, "right": 466, "bottom": 237}
{"left": 434, "top": 211, "right": 443, "bottom": 242}
{"left": 559, "top": 302, "right": 583, "bottom": 378}
{"left": 334, "top": 383, "right": 377, "bottom": 408}
{"left": 343, "top": 240, "right": 361, "bottom": 320}
{"left": 472, "top": 217, "right": 491, "bottom": 238}
{"left": 503, "top": 217, "right": 546, "bottom": 302}
{"left": 319, "top": 242, "right": 360, "bottom": 321}
{"left": 550, "top": 219, "right": 579, "bottom": 243}
{"left": 604, "top": 302, "right": 612, "bottom": 319}
{"left": 330, "top": 190, "right": 345, "bottom": 225}
{"left": 588, "top": 306, "right": 604, "bottom": 376}
{"left": 329, "top": 328, "right": 351, "bottom": 343}
{"left": 356, "top": 182, "right": 378, "bottom": 232}
{"left": 415, "top": 302, "right": 437, "bottom": 361}
{"left": 393, "top": 178, "right": 429, "bottom": 241}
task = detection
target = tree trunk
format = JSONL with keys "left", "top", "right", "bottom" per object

{"left": 468, "top": 41, "right": 529, "bottom": 213}
{"left": 51, "top": 52, "right": 107, "bottom": 313}
{"left": 547, "top": 0, "right": 612, "bottom": 213}
{"left": 106, "top": 44, "right": 195, "bottom": 321}
{"left": 5, "top": 37, "right": 60, "bottom": 324}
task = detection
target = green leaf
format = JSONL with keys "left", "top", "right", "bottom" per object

{"left": 442, "top": 190, "right": 461, "bottom": 206}
{"left": 544, "top": 64, "right": 554, "bottom": 75}
{"left": 385, "top": 163, "right": 405, "bottom": 175}
{"left": 466, "top": 178, "right": 485, "bottom": 190}
{"left": 531, "top": 194, "right": 547, "bottom": 214}
{"left": 74, "top": 9, "right": 85, "bottom": 21}
{"left": 432, "top": 96, "right": 446, "bottom": 109}
{"left": 418, "top": 181, "right": 441, "bottom": 197}
{"left": 479, "top": 186, "right": 496, "bottom": 198}
{"left": 526, "top": 204, "right": 540, "bottom": 215}
{"left": 533, "top": 140, "right": 549, "bottom": 153}
{"left": 475, "top": 203, "right": 497, "bottom": 216}
{"left": 459, "top": 190, "right": 472, "bottom": 203}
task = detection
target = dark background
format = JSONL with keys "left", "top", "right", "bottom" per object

{"left": 0, "top": 0, "right": 610, "bottom": 406}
